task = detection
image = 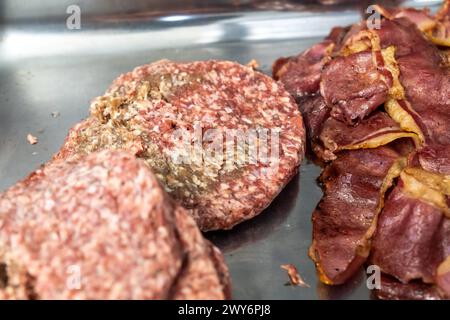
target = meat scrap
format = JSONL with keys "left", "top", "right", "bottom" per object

{"left": 281, "top": 264, "right": 310, "bottom": 288}
{"left": 0, "top": 150, "right": 230, "bottom": 299}
{"left": 246, "top": 59, "right": 259, "bottom": 69}
{"left": 26, "top": 134, "right": 38, "bottom": 145}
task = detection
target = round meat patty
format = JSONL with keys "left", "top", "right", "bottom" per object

{"left": 55, "top": 60, "right": 305, "bottom": 231}
{"left": 0, "top": 150, "right": 230, "bottom": 299}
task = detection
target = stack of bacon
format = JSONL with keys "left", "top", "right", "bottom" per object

{"left": 273, "top": 1, "right": 450, "bottom": 299}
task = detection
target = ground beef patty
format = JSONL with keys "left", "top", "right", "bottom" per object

{"left": 0, "top": 150, "right": 230, "bottom": 299}
{"left": 55, "top": 60, "right": 305, "bottom": 231}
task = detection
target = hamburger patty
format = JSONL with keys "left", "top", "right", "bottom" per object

{"left": 55, "top": 60, "right": 305, "bottom": 231}
{"left": 0, "top": 150, "right": 230, "bottom": 299}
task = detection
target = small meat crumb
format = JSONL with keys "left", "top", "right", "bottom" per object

{"left": 51, "top": 111, "right": 60, "bottom": 118}
{"left": 281, "top": 264, "right": 310, "bottom": 287}
{"left": 27, "top": 134, "right": 38, "bottom": 145}
{"left": 246, "top": 59, "right": 260, "bottom": 69}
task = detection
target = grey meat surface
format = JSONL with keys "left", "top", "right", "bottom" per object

{"left": 55, "top": 59, "right": 305, "bottom": 231}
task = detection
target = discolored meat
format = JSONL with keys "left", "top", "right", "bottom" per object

{"left": 309, "top": 145, "right": 407, "bottom": 284}
{"left": 370, "top": 168, "right": 450, "bottom": 298}
{"left": 320, "top": 50, "right": 388, "bottom": 124}
{"left": 272, "top": 40, "right": 334, "bottom": 99}
{"left": 419, "top": 145, "right": 450, "bottom": 175}
{"left": 271, "top": 25, "right": 348, "bottom": 101}
{"left": 372, "top": 5, "right": 436, "bottom": 32}
{"left": 374, "top": 1, "right": 450, "bottom": 47}
{"left": 374, "top": 275, "right": 444, "bottom": 300}
{"left": 376, "top": 18, "right": 450, "bottom": 175}
{"left": 297, "top": 95, "right": 331, "bottom": 161}
{"left": 275, "top": 1, "right": 450, "bottom": 297}
{"left": 0, "top": 150, "right": 230, "bottom": 299}
{"left": 431, "top": 0, "right": 450, "bottom": 46}
{"left": 319, "top": 111, "right": 417, "bottom": 161}
{"left": 55, "top": 60, "right": 305, "bottom": 231}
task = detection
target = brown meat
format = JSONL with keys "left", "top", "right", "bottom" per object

{"left": 374, "top": 275, "right": 444, "bottom": 300}
{"left": 370, "top": 169, "right": 450, "bottom": 297}
{"left": 377, "top": 18, "right": 450, "bottom": 175}
{"left": 297, "top": 95, "right": 331, "bottom": 161}
{"left": 319, "top": 111, "right": 416, "bottom": 161}
{"left": 275, "top": 1, "right": 450, "bottom": 298}
{"left": 309, "top": 145, "right": 406, "bottom": 284}
{"left": 55, "top": 60, "right": 305, "bottom": 231}
{"left": 320, "top": 50, "right": 388, "bottom": 124}
{"left": 0, "top": 150, "right": 230, "bottom": 299}
{"left": 273, "top": 40, "right": 333, "bottom": 99}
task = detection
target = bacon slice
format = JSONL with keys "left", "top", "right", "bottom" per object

{"left": 319, "top": 112, "right": 416, "bottom": 161}
{"left": 376, "top": 18, "right": 450, "bottom": 175}
{"left": 272, "top": 26, "right": 351, "bottom": 100}
{"left": 373, "top": 5, "right": 436, "bottom": 32}
{"left": 370, "top": 169, "right": 450, "bottom": 298}
{"left": 374, "top": 275, "right": 444, "bottom": 300}
{"left": 320, "top": 50, "right": 388, "bottom": 124}
{"left": 298, "top": 95, "right": 331, "bottom": 160}
{"left": 273, "top": 40, "right": 334, "bottom": 99}
{"left": 300, "top": 99, "right": 415, "bottom": 162}
{"left": 309, "top": 146, "right": 407, "bottom": 284}
{"left": 274, "top": 1, "right": 450, "bottom": 297}
{"left": 374, "top": 1, "right": 450, "bottom": 47}
{"left": 430, "top": 0, "right": 450, "bottom": 46}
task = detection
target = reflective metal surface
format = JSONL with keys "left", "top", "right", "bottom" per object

{"left": 0, "top": 0, "right": 442, "bottom": 299}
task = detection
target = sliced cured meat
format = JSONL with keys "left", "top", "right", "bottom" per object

{"left": 430, "top": 0, "right": 450, "bottom": 46}
{"left": 297, "top": 95, "right": 331, "bottom": 160}
{"left": 319, "top": 111, "right": 417, "bottom": 161}
{"left": 373, "top": 5, "right": 436, "bottom": 32}
{"left": 273, "top": 40, "right": 334, "bottom": 99}
{"left": 437, "top": 256, "right": 450, "bottom": 296}
{"left": 374, "top": 1, "right": 450, "bottom": 47}
{"left": 0, "top": 150, "right": 230, "bottom": 299}
{"left": 273, "top": 1, "right": 449, "bottom": 298}
{"left": 320, "top": 50, "right": 388, "bottom": 124}
{"left": 371, "top": 169, "right": 450, "bottom": 297}
{"left": 374, "top": 275, "right": 444, "bottom": 300}
{"left": 377, "top": 18, "right": 450, "bottom": 174}
{"left": 300, "top": 96, "right": 330, "bottom": 144}
{"left": 417, "top": 145, "right": 450, "bottom": 178}
{"left": 55, "top": 60, "right": 305, "bottom": 231}
{"left": 272, "top": 26, "right": 352, "bottom": 100}
{"left": 297, "top": 99, "right": 415, "bottom": 163}
{"left": 309, "top": 146, "right": 407, "bottom": 284}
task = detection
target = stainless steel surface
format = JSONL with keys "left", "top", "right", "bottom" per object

{"left": 0, "top": 0, "right": 442, "bottom": 299}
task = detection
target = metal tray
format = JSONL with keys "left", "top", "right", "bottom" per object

{"left": 0, "top": 0, "right": 443, "bottom": 300}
